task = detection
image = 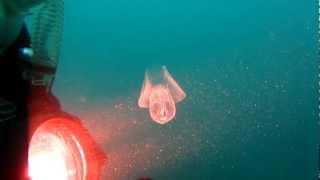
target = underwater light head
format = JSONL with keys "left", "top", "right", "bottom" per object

{"left": 28, "top": 87, "right": 107, "bottom": 180}
{"left": 28, "top": 116, "right": 107, "bottom": 180}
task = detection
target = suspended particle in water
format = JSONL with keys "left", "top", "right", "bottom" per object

{"left": 138, "top": 66, "right": 186, "bottom": 124}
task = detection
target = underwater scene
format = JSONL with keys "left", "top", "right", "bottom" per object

{"left": 38, "top": 0, "right": 318, "bottom": 179}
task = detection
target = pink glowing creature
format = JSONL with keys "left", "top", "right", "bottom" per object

{"left": 138, "top": 66, "right": 186, "bottom": 124}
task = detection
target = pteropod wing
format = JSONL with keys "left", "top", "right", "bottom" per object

{"left": 162, "top": 66, "right": 186, "bottom": 103}
{"left": 138, "top": 72, "right": 153, "bottom": 108}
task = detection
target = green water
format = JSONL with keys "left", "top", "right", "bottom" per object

{"left": 51, "top": 0, "right": 318, "bottom": 179}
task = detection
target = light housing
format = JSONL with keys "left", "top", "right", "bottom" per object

{"left": 28, "top": 88, "right": 106, "bottom": 180}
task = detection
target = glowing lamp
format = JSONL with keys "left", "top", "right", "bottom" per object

{"left": 27, "top": 88, "right": 106, "bottom": 180}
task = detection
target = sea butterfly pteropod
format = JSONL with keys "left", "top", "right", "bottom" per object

{"left": 138, "top": 66, "right": 186, "bottom": 124}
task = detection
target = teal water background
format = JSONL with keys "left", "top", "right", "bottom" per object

{"left": 50, "top": 0, "right": 318, "bottom": 179}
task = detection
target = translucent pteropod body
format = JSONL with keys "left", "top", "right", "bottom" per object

{"left": 138, "top": 66, "right": 186, "bottom": 124}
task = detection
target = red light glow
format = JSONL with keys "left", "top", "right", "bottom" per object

{"left": 28, "top": 117, "right": 106, "bottom": 180}
{"left": 29, "top": 133, "right": 75, "bottom": 180}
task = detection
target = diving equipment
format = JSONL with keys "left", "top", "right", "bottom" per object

{"left": 24, "top": 2, "right": 107, "bottom": 179}
{"left": 23, "top": 0, "right": 64, "bottom": 91}
{"left": 0, "top": 1, "right": 107, "bottom": 179}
